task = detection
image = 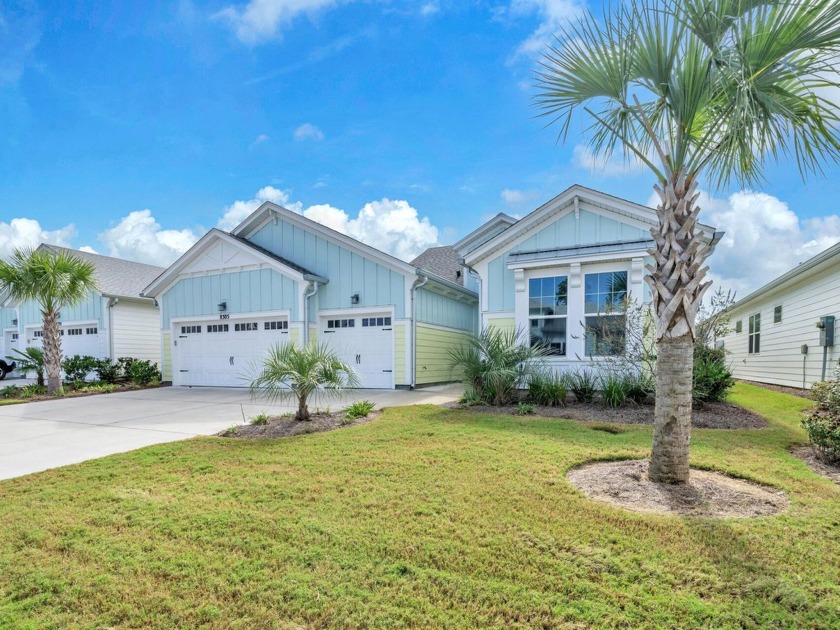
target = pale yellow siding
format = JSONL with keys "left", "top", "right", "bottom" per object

{"left": 290, "top": 326, "right": 300, "bottom": 345}
{"left": 415, "top": 324, "right": 471, "bottom": 385}
{"left": 394, "top": 323, "right": 407, "bottom": 385}
{"left": 487, "top": 317, "right": 515, "bottom": 333}
{"left": 309, "top": 325, "right": 317, "bottom": 342}
{"left": 162, "top": 331, "right": 172, "bottom": 381}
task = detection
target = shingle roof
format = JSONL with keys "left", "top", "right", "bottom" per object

{"left": 411, "top": 246, "right": 464, "bottom": 285}
{"left": 40, "top": 245, "right": 166, "bottom": 299}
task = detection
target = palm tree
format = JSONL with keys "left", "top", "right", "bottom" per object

{"left": 249, "top": 342, "right": 360, "bottom": 421}
{"left": 12, "top": 347, "right": 45, "bottom": 387}
{"left": 536, "top": 0, "right": 840, "bottom": 482}
{"left": 0, "top": 249, "right": 97, "bottom": 394}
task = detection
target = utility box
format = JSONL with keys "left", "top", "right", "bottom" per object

{"left": 818, "top": 316, "right": 835, "bottom": 347}
{"left": 801, "top": 344, "right": 809, "bottom": 355}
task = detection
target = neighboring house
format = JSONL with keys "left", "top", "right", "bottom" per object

{"left": 719, "top": 242, "right": 840, "bottom": 389}
{"left": 142, "top": 203, "right": 478, "bottom": 389}
{"left": 0, "top": 245, "right": 164, "bottom": 368}
{"left": 460, "top": 185, "right": 718, "bottom": 370}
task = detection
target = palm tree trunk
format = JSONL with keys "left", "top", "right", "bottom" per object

{"left": 645, "top": 172, "right": 715, "bottom": 484}
{"left": 42, "top": 309, "right": 63, "bottom": 394}
{"left": 296, "top": 394, "right": 311, "bottom": 422}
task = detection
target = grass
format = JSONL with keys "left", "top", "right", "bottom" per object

{"left": 0, "top": 399, "right": 24, "bottom": 406}
{"left": 0, "top": 383, "right": 838, "bottom": 628}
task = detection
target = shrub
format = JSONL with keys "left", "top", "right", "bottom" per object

{"left": 601, "top": 372, "right": 628, "bottom": 408}
{"left": 459, "top": 388, "right": 484, "bottom": 407}
{"left": 448, "top": 327, "right": 550, "bottom": 407}
{"left": 693, "top": 345, "right": 734, "bottom": 404}
{"left": 569, "top": 370, "right": 597, "bottom": 403}
{"left": 20, "top": 384, "right": 47, "bottom": 399}
{"left": 249, "top": 412, "right": 270, "bottom": 426}
{"left": 345, "top": 400, "right": 376, "bottom": 420}
{"left": 62, "top": 355, "right": 99, "bottom": 385}
{"left": 624, "top": 372, "right": 654, "bottom": 404}
{"left": 128, "top": 360, "right": 161, "bottom": 385}
{"left": 0, "top": 385, "right": 22, "bottom": 399}
{"left": 801, "top": 412, "right": 840, "bottom": 464}
{"left": 528, "top": 370, "right": 568, "bottom": 406}
{"left": 94, "top": 359, "right": 122, "bottom": 384}
{"left": 516, "top": 402, "right": 535, "bottom": 415}
{"left": 77, "top": 383, "right": 119, "bottom": 394}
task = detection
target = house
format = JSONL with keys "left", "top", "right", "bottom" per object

{"left": 459, "top": 185, "right": 717, "bottom": 369}
{"left": 0, "top": 245, "right": 165, "bottom": 370}
{"left": 718, "top": 241, "right": 840, "bottom": 389}
{"left": 142, "top": 202, "right": 478, "bottom": 389}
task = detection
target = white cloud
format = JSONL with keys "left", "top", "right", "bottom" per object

{"left": 217, "top": 186, "right": 300, "bottom": 232}
{"left": 214, "top": 0, "right": 344, "bottom": 45}
{"left": 572, "top": 144, "right": 647, "bottom": 177}
{"left": 0, "top": 3, "right": 41, "bottom": 86}
{"left": 249, "top": 133, "right": 270, "bottom": 149}
{"left": 293, "top": 123, "right": 324, "bottom": 142}
{"left": 648, "top": 190, "right": 840, "bottom": 297}
{"left": 78, "top": 245, "right": 98, "bottom": 254}
{"left": 420, "top": 2, "right": 440, "bottom": 16}
{"left": 0, "top": 218, "right": 76, "bottom": 260}
{"left": 508, "top": 0, "right": 583, "bottom": 59}
{"left": 99, "top": 210, "right": 200, "bottom": 266}
{"left": 501, "top": 187, "right": 539, "bottom": 210}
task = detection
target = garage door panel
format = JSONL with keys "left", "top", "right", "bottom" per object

{"left": 320, "top": 314, "right": 393, "bottom": 389}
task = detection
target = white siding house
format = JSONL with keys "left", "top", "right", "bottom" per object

{"left": 719, "top": 242, "right": 840, "bottom": 389}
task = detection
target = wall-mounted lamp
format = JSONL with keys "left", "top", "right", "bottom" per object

{"left": 11, "top": 319, "right": 17, "bottom": 326}
{"left": 218, "top": 301, "right": 227, "bottom": 312}
{"left": 350, "top": 293, "right": 360, "bottom": 305}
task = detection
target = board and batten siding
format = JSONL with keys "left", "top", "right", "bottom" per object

{"left": 415, "top": 287, "right": 477, "bottom": 333}
{"left": 18, "top": 290, "right": 102, "bottom": 330}
{"left": 161, "top": 269, "right": 299, "bottom": 326}
{"left": 0, "top": 307, "right": 16, "bottom": 329}
{"left": 111, "top": 301, "right": 160, "bottom": 364}
{"left": 720, "top": 261, "right": 840, "bottom": 388}
{"left": 415, "top": 325, "right": 472, "bottom": 385}
{"left": 247, "top": 217, "right": 407, "bottom": 317}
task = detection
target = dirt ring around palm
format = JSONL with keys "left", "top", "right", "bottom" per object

{"left": 567, "top": 459, "right": 789, "bottom": 518}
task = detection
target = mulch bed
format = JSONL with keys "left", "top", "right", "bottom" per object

{"left": 0, "top": 382, "right": 160, "bottom": 404}
{"left": 791, "top": 446, "right": 840, "bottom": 486}
{"left": 737, "top": 379, "right": 812, "bottom": 400}
{"left": 221, "top": 410, "right": 381, "bottom": 439}
{"left": 567, "top": 459, "right": 789, "bottom": 518}
{"left": 444, "top": 400, "right": 767, "bottom": 429}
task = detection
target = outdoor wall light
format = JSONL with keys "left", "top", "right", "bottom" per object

{"left": 218, "top": 301, "right": 227, "bottom": 312}
{"left": 350, "top": 293, "right": 360, "bottom": 305}
{"left": 11, "top": 319, "right": 17, "bottom": 326}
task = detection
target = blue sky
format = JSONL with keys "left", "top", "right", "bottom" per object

{"left": 2, "top": 0, "right": 840, "bottom": 295}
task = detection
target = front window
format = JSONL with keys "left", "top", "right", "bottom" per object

{"left": 749, "top": 313, "right": 761, "bottom": 353}
{"left": 584, "top": 271, "right": 627, "bottom": 356}
{"left": 529, "top": 276, "right": 567, "bottom": 355}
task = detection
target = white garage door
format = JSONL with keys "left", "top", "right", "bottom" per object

{"left": 25, "top": 324, "right": 102, "bottom": 358}
{"left": 320, "top": 314, "right": 393, "bottom": 389}
{"left": 175, "top": 317, "right": 290, "bottom": 387}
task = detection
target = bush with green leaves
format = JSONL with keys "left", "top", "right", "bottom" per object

{"left": 568, "top": 370, "right": 597, "bottom": 403}
{"left": 516, "top": 402, "right": 535, "bottom": 415}
{"left": 20, "top": 384, "right": 47, "bottom": 398}
{"left": 128, "top": 359, "right": 161, "bottom": 385}
{"left": 345, "top": 400, "right": 376, "bottom": 420}
{"left": 62, "top": 355, "right": 99, "bottom": 385}
{"left": 624, "top": 372, "right": 654, "bottom": 404}
{"left": 601, "top": 372, "right": 628, "bottom": 408}
{"left": 448, "top": 327, "right": 549, "bottom": 407}
{"left": 692, "top": 346, "right": 734, "bottom": 404}
{"left": 94, "top": 359, "right": 122, "bottom": 384}
{"left": 528, "top": 369, "right": 568, "bottom": 407}
{"left": 0, "top": 385, "right": 22, "bottom": 399}
{"left": 803, "top": 369, "right": 840, "bottom": 463}
{"left": 249, "top": 412, "right": 270, "bottom": 426}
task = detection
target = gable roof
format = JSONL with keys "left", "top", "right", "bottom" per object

{"left": 142, "top": 229, "right": 327, "bottom": 298}
{"left": 411, "top": 246, "right": 463, "bottom": 285}
{"left": 463, "top": 184, "right": 716, "bottom": 265}
{"left": 38, "top": 245, "right": 165, "bottom": 300}
{"left": 728, "top": 241, "right": 840, "bottom": 312}
{"left": 453, "top": 213, "right": 518, "bottom": 255}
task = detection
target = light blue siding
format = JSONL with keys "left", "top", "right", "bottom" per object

{"left": 248, "top": 217, "right": 407, "bottom": 317}
{"left": 0, "top": 307, "right": 16, "bottom": 329}
{"left": 161, "top": 269, "right": 298, "bottom": 325}
{"left": 487, "top": 253, "right": 515, "bottom": 312}
{"left": 416, "top": 287, "right": 477, "bottom": 333}
{"left": 18, "top": 290, "right": 102, "bottom": 329}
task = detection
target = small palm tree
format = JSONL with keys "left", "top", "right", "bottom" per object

{"left": 250, "top": 342, "right": 360, "bottom": 421}
{"left": 0, "top": 248, "right": 97, "bottom": 394}
{"left": 12, "top": 347, "right": 45, "bottom": 387}
{"left": 536, "top": 0, "right": 840, "bottom": 483}
{"left": 448, "top": 327, "right": 550, "bottom": 406}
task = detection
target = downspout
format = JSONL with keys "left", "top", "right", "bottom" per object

{"left": 410, "top": 273, "right": 429, "bottom": 389}
{"left": 107, "top": 297, "right": 119, "bottom": 360}
{"left": 303, "top": 281, "right": 320, "bottom": 345}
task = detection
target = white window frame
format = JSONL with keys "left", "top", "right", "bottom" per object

{"left": 528, "top": 274, "right": 568, "bottom": 356}
{"left": 583, "top": 270, "right": 628, "bottom": 357}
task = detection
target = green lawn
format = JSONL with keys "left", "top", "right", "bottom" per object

{"left": 0, "top": 383, "right": 838, "bottom": 628}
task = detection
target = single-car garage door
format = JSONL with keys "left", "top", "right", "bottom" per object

{"left": 25, "top": 324, "right": 102, "bottom": 358}
{"left": 320, "top": 314, "right": 393, "bottom": 389}
{"left": 174, "top": 316, "right": 290, "bottom": 387}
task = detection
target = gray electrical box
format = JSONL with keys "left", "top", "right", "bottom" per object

{"left": 818, "top": 316, "right": 835, "bottom": 347}
{"left": 801, "top": 344, "right": 808, "bottom": 355}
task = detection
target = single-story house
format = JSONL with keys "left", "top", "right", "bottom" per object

{"left": 142, "top": 202, "right": 479, "bottom": 389}
{"left": 0, "top": 245, "right": 164, "bottom": 372}
{"left": 460, "top": 185, "right": 717, "bottom": 369}
{"left": 719, "top": 241, "right": 840, "bottom": 389}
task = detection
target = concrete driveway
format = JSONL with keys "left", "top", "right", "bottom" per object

{"left": 0, "top": 385, "right": 462, "bottom": 481}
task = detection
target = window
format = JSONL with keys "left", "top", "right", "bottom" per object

{"left": 207, "top": 324, "right": 229, "bottom": 333}
{"left": 327, "top": 318, "right": 356, "bottom": 329}
{"left": 735, "top": 320, "right": 743, "bottom": 333}
{"left": 11, "top": 333, "right": 18, "bottom": 341}
{"left": 748, "top": 313, "right": 761, "bottom": 354}
{"left": 774, "top": 305, "right": 782, "bottom": 324}
{"left": 361, "top": 317, "right": 391, "bottom": 327}
{"left": 234, "top": 322, "right": 258, "bottom": 332}
{"left": 33, "top": 330, "right": 43, "bottom": 338}
{"left": 264, "top": 321, "right": 288, "bottom": 330}
{"left": 584, "top": 271, "right": 627, "bottom": 356}
{"left": 528, "top": 275, "right": 567, "bottom": 355}
{"left": 66, "top": 328, "right": 83, "bottom": 336}
{"left": 86, "top": 327, "right": 98, "bottom": 335}
{"left": 180, "top": 325, "right": 201, "bottom": 334}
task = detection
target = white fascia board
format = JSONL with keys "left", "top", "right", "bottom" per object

{"left": 453, "top": 213, "right": 518, "bottom": 254}
{"left": 143, "top": 229, "right": 314, "bottom": 298}
{"left": 506, "top": 247, "right": 651, "bottom": 270}
{"left": 232, "top": 201, "right": 418, "bottom": 279}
